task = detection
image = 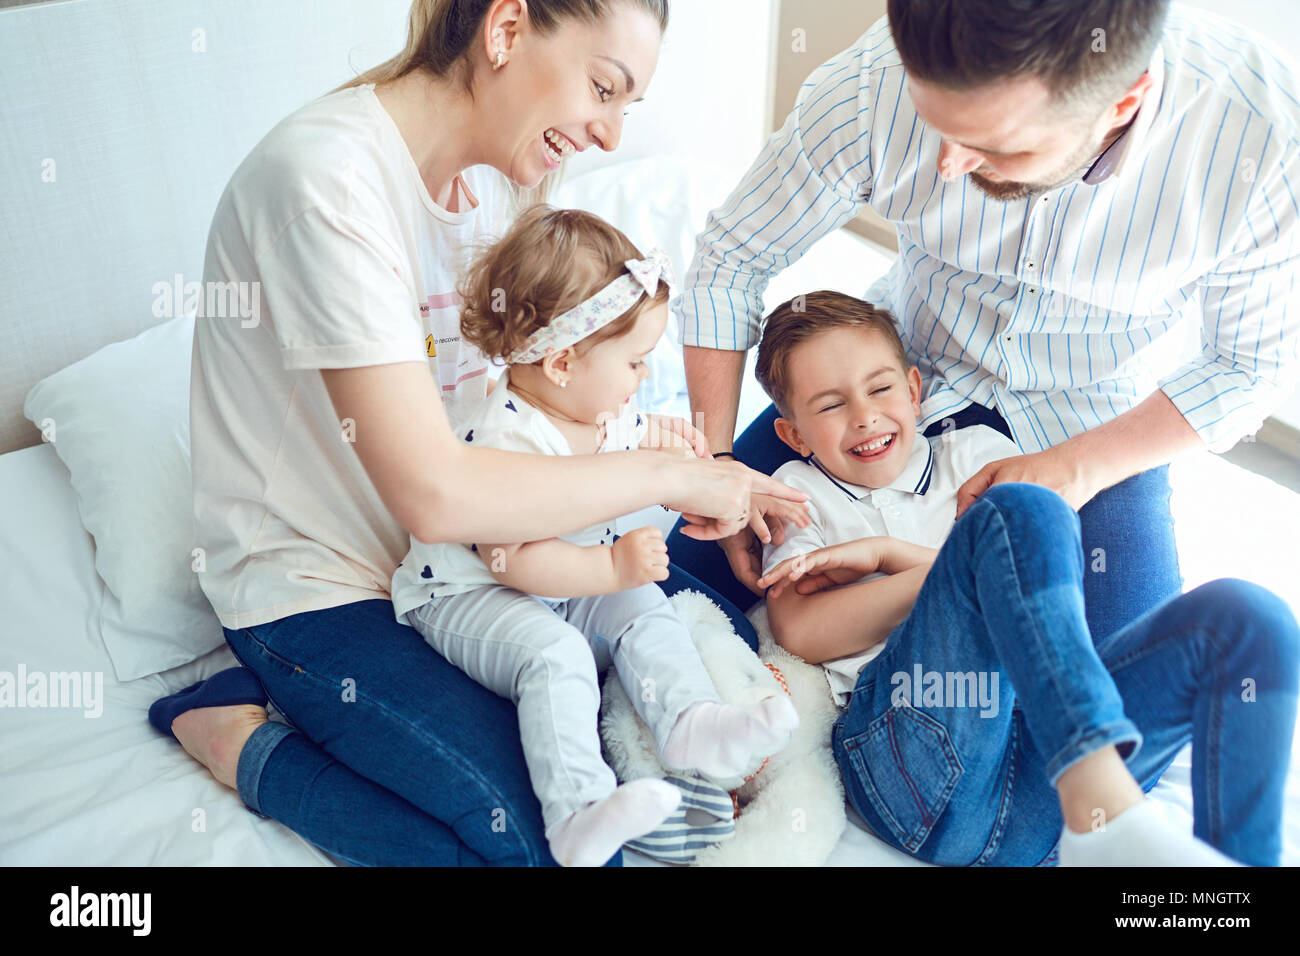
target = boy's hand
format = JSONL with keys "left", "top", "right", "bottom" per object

{"left": 640, "top": 414, "right": 710, "bottom": 458}
{"left": 757, "top": 538, "right": 890, "bottom": 600}
{"left": 611, "top": 525, "right": 671, "bottom": 589}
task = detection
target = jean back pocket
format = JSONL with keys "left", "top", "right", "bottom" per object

{"left": 842, "top": 702, "right": 964, "bottom": 853}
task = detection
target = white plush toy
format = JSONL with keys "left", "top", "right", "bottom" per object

{"left": 599, "top": 589, "right": 846, "bottom": 866}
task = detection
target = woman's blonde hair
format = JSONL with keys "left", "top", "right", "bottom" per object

{"left": 333, "top": 0, "right": 669, "bottom": 206}
{"left": 459, "top": 204, "right": 670, "bottom": 364}
{"left": 336, "top": 0, "right": 669, "bottom": 93}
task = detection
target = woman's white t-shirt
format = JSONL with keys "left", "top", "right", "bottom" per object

{"left": 191, "top": 83, "right": 511, "bottom": 630}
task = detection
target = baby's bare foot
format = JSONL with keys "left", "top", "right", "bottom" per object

{"left": 171, "top": 704, "right": 268, "bottom": 791}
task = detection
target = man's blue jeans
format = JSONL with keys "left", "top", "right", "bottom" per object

{"left": 665, "top": 401, "right": 1182, "bottom": 643}
{"left": 834, "top": 482, "right": 1299, "bottom": 866}
{"left": 220, "top": 563, "right": 756, "bottom": 867}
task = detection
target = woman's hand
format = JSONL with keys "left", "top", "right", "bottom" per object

{"left": 666, "top": 457, "right": 808, "bottom": 543}
{"left": 757, "top": 538, "right": 894, "bottom": 600}
{"left": 641, "top": 414, "right": 711, "bottom": 458}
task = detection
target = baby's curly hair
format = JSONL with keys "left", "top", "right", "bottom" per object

{"left": 459, "top": 205, "right": 670, "bottom": 364}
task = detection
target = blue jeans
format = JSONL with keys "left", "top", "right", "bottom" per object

{"left": 833, "top": 482, "right": 1299, "bottom": 866}
{"left": 220, "top": 563, "right": 756, "bottom": 866}
{"left": 666, "top": 401, "right": 1183, "bottom": 643}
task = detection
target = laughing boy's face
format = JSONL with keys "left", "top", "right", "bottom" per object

{"left": 774, "top": 326, "right": 923, "bottom": 489}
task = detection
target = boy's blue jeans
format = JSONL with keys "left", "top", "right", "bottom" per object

{"left": 836, "top": 482, "right": 1299, "bottom": 866}
{"left": 220, "top": 564, "right": 757, "bottom": 867}
{"left": 665, "top": 401, "right": 1182, "bottom": 643}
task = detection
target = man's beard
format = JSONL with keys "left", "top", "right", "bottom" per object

{"left": 967, "top": 130, "right": 1107, "bottom": 202}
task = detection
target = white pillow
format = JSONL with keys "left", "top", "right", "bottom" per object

{"left": 23, "top": 314, "right": 223, "bottom": 682}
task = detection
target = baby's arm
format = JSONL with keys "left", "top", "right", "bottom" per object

{"left": 474, "top": 538, "right": 618, "bottom": 598}
{"left": 474, "top": 525, "right": 668, "bottom": 599}
{"left": 761, "top": 538, "right": 936, "bottom": 664}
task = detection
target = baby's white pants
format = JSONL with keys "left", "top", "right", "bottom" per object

{"left": 405, "top": 582, "right": 723, "bottom": 834}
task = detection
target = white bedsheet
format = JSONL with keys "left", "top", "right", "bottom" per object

{"left": 0, "top": 443, "right": 332, "bottom": 865}
{"left": 2, "top": 424, "right": 1298, "bottom": 866}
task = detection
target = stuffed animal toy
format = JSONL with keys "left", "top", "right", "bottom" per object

{"left": 599, "top": 588, "right": 846, "bottom": 866}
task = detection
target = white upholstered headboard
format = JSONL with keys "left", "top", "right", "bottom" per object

{"left": 0, "top": 0, "right": 776, "bottom": 454}
{"left": 0, "top": 0, "right": 412, "bottom": 453}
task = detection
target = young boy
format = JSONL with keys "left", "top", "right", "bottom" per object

{"left": 754, "top": 291, "right": 1020, "bottom": 708}
{"left": 749, "top": 291, "right": 1298, "bottom": 867}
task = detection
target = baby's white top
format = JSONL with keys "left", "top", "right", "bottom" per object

{"left": 392, "top": 368, "right": 650, "bottom": 621}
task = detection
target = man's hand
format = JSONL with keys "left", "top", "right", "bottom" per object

{"left": 956, "top": 390, "right": 1206, "bottom": 519}
{"left": 956, "top": 445, "right": 1103, "bottom": 518}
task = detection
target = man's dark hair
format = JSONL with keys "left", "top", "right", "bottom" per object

{"left": 887, "top": 0, "right": 1170, "bottom": 112}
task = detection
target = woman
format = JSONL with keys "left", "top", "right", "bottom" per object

{"left": 155, "top": 0, "right": 808, "bottom": 866}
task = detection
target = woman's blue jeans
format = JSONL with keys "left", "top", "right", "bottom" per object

{"left": 665, "top": 401, "right": 1183, "bottom": 644}
{"left": 834, "top": 482, "right": 1299, "bottom": 866}
{"left": 221, "top": 564, "right": 757, "bottom": 867}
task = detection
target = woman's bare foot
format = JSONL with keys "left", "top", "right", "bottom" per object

{"left": 171, "top": 704, "right": 268, "bottom": 791}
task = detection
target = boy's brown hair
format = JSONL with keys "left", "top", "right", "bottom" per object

{"left": 458, "top": 204, "right": 669, "bottom": 364}
{"left": 755, "top": 290, "right": 908, "bottom": 419}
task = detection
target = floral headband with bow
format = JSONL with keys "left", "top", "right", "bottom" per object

{"left": 505, "top": 248, "right": 674, "bottom": 365}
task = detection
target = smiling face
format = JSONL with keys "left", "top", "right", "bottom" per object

{"left": 774, "top": 326, "right": 924, "bottom": 490}
{"left": 909, "top": 71, "right": 1152, "bottom": 201}
{"left": 554, "top": 298, "right": 665, "bottom": 425}
{"left": 481, "top": 1, "right": 664, "bottom": 187}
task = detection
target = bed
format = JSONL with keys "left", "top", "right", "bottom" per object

{"left": 3, "top": 0, "right": 1298, "bottom": 868}
{"left": 3, "top": 301, "right": 1299, "bottom": 866}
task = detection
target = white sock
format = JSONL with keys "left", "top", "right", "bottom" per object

{"left": 546, "top": 779, "right": 681, "bottom": 867}
{"left": 660, "top": 695, "right": 800, "bottom": 779}
{"left": 1058, "top": 798, "right": 1243, "bottom": 867}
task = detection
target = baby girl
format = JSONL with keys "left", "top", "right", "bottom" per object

{"left": 391, "top": 205, "right": 798, "bottom": 866}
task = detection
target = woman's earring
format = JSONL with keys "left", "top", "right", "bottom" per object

{"left": 493, "top": 51, "right": 506, "bottom": 70}
{"left": 560, "top": 380, "right": 568, "bottom": 389}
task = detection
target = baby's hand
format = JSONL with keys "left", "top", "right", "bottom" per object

{"left": 611, "top": 526, "right": 670, "bottom": 589}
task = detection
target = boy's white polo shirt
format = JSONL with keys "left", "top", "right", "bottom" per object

{"left": 391, "top": 367, "right": 650, "bottom": 623}
{"left": 762, "top": 423, "right": 1021, "bottom": 707}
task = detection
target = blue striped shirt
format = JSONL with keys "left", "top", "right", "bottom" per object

{"left": 675, "top": 5, "right": 1300, "bottom": 454}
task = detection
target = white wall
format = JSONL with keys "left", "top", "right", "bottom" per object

{"left": 563, "top": 0, "right": 777, "bottom": 188}
{"left": 1179, "top": 1, "right": 1300, "bottom": 426}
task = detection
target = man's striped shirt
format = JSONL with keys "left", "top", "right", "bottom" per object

{"left": 675, "top": 4, "right": 1300, "bottom": 453}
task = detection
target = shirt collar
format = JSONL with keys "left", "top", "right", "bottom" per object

{"left": 1081, "top": 43, "right": 1165, "bottom": 185}
{"left": 808, "top": 433, "right": 935, "bottom": 502}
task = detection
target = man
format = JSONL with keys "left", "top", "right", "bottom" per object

{"left": 668, "top": 0, "right": 1300, "bottom": 643}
